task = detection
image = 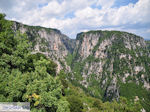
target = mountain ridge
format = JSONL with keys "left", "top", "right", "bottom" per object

{"left": 11, "top": 20, "right": 150, "bottom": 111}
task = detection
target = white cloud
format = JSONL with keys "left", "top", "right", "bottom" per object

{"left": 0, "top": 0, "right": 150, "bottom": 39}
{"left": 109, "top": 0, "right": 150, "bottom": 25}
{"left": 96, "top": 0, "right": 116, "bottom": 9}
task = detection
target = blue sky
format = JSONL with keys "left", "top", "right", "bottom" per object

{"left": 113, "top": 0, "right": 138, "bottom": 7}
{"left": 0, "top": 0, "right": 150, "bottom": 39}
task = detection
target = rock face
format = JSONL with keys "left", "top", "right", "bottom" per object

{"left": 70, "top": 31, "right": 150, "bottom": 101}
{"left": 13, "top": 21, "right": 75, "bottom": 73}
{"left": 12, "top": 22, "right": 150, "bottom": 104}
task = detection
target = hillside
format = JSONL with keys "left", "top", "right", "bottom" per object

{"left": 68, "top": 31, "right": 150, "bottom": 111}
{"left": 0, "top": 13, "right": 149, "bottom": 111}
{"left": 12, "top": 21, "right": 75, "bottom": 73}
{"left": 11, "top": 21, "right": 150, "bottom": 111}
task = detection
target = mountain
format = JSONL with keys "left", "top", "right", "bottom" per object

{"left": 12, "top": 21, "right": 75, "bottom": 73}
{"left": 70, "top": 31, "right": 150, "bottom": 104}
{"left": 12, "top": 22, "right": 150, "bottom": 111}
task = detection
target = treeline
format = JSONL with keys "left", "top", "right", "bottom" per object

{"left": 0, "top": 13, "right": 142, "bottom": 112}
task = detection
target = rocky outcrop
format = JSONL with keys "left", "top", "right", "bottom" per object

{"left": 104, "top": 77, "right": 119, "bottom": 101}
{"left": 12, "top": 21, "right": 75, "bottom": 73}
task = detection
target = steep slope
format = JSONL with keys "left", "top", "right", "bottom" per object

{"left": 12, "top": 21, "right": 75, "bottom": 73}
{"left": 66, "top": 30, "right": 150, "bottom": 110}
{"left": 11, "top": 21, "right": 150, "bottom": 111}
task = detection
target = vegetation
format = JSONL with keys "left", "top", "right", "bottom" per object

{"left": 0, "top": 13, "right": 148, "bottom": 112}
{"left": 65, "top": 29, "right": 150, "bottom": 111}
{"left": 0, "top": 13, "right": 70, "bottom": 112}
{"left": 146, "top": 40, "right": 150, "bottom": 51}
{"left": 120, "top": 82, "right": 150, "bottom": 112}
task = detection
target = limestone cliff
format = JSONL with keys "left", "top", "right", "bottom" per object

{"left": 70, "top": 30, "right": 150, "bottom": 101}
{"left": 12, "top": 21, "right": 75, "bottom": 73}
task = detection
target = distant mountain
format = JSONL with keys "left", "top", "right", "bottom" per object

{"left": 12, "top": 21, "right": 150, "bottom": 111}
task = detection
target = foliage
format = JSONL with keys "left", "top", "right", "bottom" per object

{"left": 0, "top": 13, "right": 149, "bottom": 112}
{"left": 67, "top": 95, "right": 83, "bottom": 112}
{"left": 120, "top": 82, "right": 150, "bottom": 112}
{"left": 146, "top": 40, "right": 150, "bottom": 50}
{"left": 0, "top": 13, "right": 70, "bottom": 112}
{"left": 62, "top": 80, "right": 142, "bottom": 112}
{"left": 27, "top": 53, "right": 57, "bottom": 76}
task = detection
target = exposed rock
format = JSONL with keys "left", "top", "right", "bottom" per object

{"left": 12, "top": 22, "right": 150, "bottom": 102}
{"left": 134, "top": 66, "right": 144, "bottom": 74}
{"left": 76, "top": 32, "right": 100, "bottom": 60}
{"left": 134, "top": 96, "right": 139, "bottom": 102}
{"left": 104, "top": 77, "right": 119, "bottom": 101}
{"left": 120, "top": 54, "right": 126, "bottom": 59}
{"left": 71, "top": 30, "right": 150, "bottom": 101}
{"left": 144, "top": 81, "right": 150, "bottom": 90}
{"left": 13, "top": 21, "right": 75, "bottom": 73}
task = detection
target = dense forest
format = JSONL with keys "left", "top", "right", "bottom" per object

{"left": 0, "top": 13, "right": 147, "bottom": 112}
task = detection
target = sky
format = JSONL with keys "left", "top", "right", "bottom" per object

{"left": 0, "top": 0, "right": 150, "bottom": 39}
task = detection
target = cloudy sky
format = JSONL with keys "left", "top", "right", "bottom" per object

{"left": 0, "top": 0, "right": 150, "bottom": 39}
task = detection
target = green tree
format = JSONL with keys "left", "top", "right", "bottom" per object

{"left": 67, "top": 95, "right": 83, "bottom": 112}
{"left": 0, "top": 13, "right": 70, "bottom": 112}
{"left": 92, "top": 99, "right": 103, "bottom": 110}
{"left": 27, "top": 53, "right": 57, "bottom": 76}
{"left": 4, "top": 58, "right": 70, "bottom": 112}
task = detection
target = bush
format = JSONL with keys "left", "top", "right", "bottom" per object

{"left": 67, "top": 95, "right": 83, "bottom": 112}
{"left": 93, "top": 99, "right": 103, "bottom": 110}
